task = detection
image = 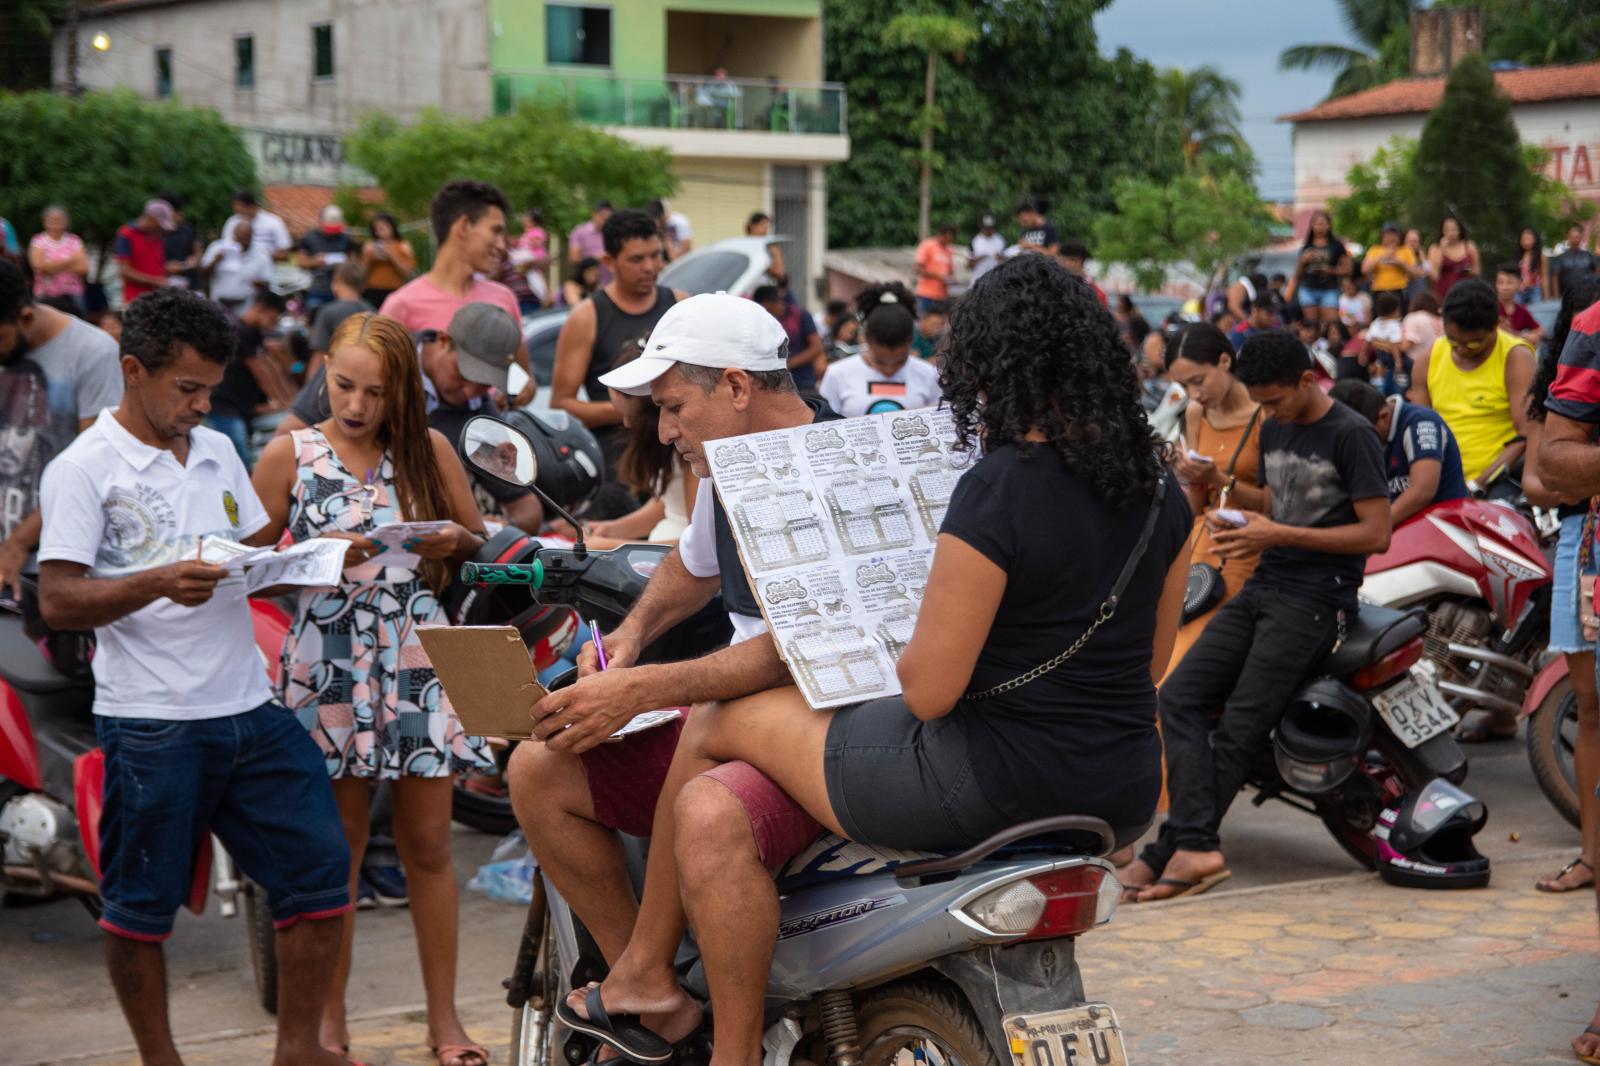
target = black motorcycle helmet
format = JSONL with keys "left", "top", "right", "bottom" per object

{"left": 1375, "top": 778, "right": 1491, "bottom": 889}
{"left": 1273, "top": 678, "right": 1373, "bottom": 795}
{"left": 443, "top": 528, "right": 578, "bottom": 668}
{"left": 502, "top": 408, "right": 604, "bottom": 512}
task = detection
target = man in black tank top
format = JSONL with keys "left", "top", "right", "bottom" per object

{"left": 551, "top": 208, "right": 688, "bottom": 488}
{"left": 508, "top": 293, "right": 835, "bottom": 1061}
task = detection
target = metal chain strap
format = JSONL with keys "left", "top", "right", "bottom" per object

{"left": 964, "top": 602, "right": 1116, "bottom": 701}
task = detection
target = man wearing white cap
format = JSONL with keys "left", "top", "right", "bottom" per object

{"left": 508, "top": 292, "right": 837, "bottom": 1062}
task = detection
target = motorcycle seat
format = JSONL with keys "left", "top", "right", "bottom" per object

{"left": 1319, "top": 605, "right": 1426, "bottom": 677}
{"left": 774, "top": 816, "right": 1119, "bottom": 892}
{"left": 0, "top": 615, "right": 85, "bottom": 695}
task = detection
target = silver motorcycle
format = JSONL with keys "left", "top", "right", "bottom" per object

{"left": 456, "top": 416, "right": 1136, "bottom": 1066}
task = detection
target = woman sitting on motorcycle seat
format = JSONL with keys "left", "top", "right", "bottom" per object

{"left": 555, "top": 253, "right": 1194, "bottom": 1066}
{"left": 1167, "top": 323, "right": 1265, "bottom": 677}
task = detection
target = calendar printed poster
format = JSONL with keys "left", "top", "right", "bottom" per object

{"left": 706, "top": 407, "right": 972, "bottom": 709}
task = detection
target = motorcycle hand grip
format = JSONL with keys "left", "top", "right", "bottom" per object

{"left": 460, "top": 560, "right": 545, "bottom": 587}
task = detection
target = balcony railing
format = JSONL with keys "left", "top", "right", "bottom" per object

{"left": 492, "top": 69, "right": 847, "bottom": 137}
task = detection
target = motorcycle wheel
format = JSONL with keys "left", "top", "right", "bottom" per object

{"left": 453, "top": 780, "right": 518, "bottom": 837}
{"left": 509, "top": 886, "right": 561, "bottom": 1066}
{"left": 1527, "top": 675, "right": 1583, "bottom": 830}
{"left": 855, "top": 981, "right": 998, "bottom": 1066}
{"left": 243, "top": 879, "right": 279, "bottom": 1015}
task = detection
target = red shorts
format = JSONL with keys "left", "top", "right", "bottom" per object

{"left": 579, "top": 711, "right": 821, "bottom": 871}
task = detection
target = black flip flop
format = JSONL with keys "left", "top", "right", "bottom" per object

{"left": 556, "top": 985, "right": 676, "bottom": 1066}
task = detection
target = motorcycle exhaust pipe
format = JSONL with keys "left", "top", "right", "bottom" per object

{"left": 1445, "top": 643, "right": 1535, "bottom": 680}
{"left": 1435, "top": 680, "right": 1522, "bottom": 717}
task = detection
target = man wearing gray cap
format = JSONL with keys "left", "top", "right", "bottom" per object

{"left": 280, "top": 302, "right": 544, "bottom": 533}
{"left": 113, "top": 199, "right": 177, "bottom": 306}
{"left": 509, "top": 292, "right": 839, "bottom": 1062}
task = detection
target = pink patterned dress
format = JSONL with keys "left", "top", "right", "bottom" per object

{"left": 277, "top": 428, "right": 494, "bottom": 779}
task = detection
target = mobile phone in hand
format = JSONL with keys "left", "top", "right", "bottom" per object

{"left": 1213, "top": 508, "right": 1248, "bottom": 528}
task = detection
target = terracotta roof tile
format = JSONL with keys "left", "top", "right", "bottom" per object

{"left": 1280, "top": 60, "right": 1600, "bottom": 123}
{"left": 263, "top": 185, "right": 384, "bottom": 237}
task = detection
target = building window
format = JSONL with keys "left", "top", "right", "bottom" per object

{"left": 155, "top": 46, "right": 172, "bottom": 98}
{"left": 546, "top": 5, "right": 611, "bottom": 67}
{"left": 312, "top": 23, "right": 334, "bottom": 80}
{"left": 235, "top": 35, "right": 254, "bottom": 89}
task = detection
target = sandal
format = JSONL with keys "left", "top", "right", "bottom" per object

{"left": 555, "top": 985, "right": 675, "bottom": 1065}
{"left": 1577, "top": 1023, "right": 1600, "bottom": 1065}
{"left": 432, "top": 1043, "right": 490, "bottom": 1066}
{"left": 1133, "top": 869, "right": 1232, "bottom": 902}
{"left": 1537, "top": 857, "right": 1594, "bottom": 893}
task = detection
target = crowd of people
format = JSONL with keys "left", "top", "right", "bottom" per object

{"left": 8, "top": 165, "right": 1600, "bottom": 1066}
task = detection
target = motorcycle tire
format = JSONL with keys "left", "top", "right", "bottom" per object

{"left": 1527, "top": 675, "right": 1583, "bottom": 830}
{"left": 452, "top": 779, "right": 519, "bottom": 837}
{"left": 855, "top": 980, "right": 999, "bottom": 1066}
{"left": 244, "top": 879, "right": 279, "bottom": 1015}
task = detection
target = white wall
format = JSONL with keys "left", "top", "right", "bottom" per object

{"left": 1290, "top": 97, "right": 1600, "bottom": 234}
{"left": 57, "top": 0, "right": 493, "bottom": 136}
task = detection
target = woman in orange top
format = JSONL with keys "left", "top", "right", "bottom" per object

{"left": 360, "top": 213, "right": 417, "bottom": 306}
{"left": 1165, "top": 323, "right": 1265, "bottom": 679}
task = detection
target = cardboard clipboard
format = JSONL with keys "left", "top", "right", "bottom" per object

{"left": 418, "top": 625, "right": 549, "bottom": 740}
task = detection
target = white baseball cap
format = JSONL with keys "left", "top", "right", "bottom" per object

{"left": 598, "top": 292, "right": 790, "bottom": 396}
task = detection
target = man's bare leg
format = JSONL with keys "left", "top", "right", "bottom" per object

{"left": 106, "top": 936, "right": 182, "bottom": 1066}
{"left": 274, "top": 916, "right": 358, "bottom": 1066}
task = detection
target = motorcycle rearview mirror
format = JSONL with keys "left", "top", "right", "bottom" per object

{"left": 459, "top": 415, "right": 589, "bottom": 555}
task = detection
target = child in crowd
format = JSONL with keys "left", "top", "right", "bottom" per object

{"left": 1363, "top": 291, "right": 1407, "bottom": 396}
{"left": 912, "top": 304, "right": 947, "bottom": 361}
{"left": 1495, "top": 262, "right": 1544, "bottom": 348}
{"left": 1339, "top": 275, "right": 1372, "bottom": 329}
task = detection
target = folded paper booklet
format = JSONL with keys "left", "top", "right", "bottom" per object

{"left": 417, "top": 625, "right": 681, "bottom": 742}
{"left": 197, "top": 535, "right": 350, "bottom": 592}
{"left": 369, "top": 521, "right": 456, "bottom": 568}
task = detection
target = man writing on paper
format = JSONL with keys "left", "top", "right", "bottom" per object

{"left": 36, "top": 288, "right": 352, "bottom": 1066}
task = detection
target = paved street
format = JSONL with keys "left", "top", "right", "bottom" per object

{"left": 3, "top": 734, "right": 1596, "bottom": 1065}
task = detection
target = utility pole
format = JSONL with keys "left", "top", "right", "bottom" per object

{"left": 65, "top": 0, "right": 82, "bottom": 96}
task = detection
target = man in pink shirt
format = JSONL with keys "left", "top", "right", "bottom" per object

{"left": 913, "top": 223, "right": 956, "bottom": 316}
{"left": 380, "top": 180, "right": 536, "bottom": 406}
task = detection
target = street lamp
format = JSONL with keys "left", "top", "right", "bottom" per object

{"left": 91, "top": 32, "right": 111, "bottom": 51}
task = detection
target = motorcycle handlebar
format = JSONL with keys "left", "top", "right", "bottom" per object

{"left": 460, "top": 560, "right": 546, "bottom": 588}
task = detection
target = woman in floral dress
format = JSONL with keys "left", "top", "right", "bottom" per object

{"left": 252, "top": 312, "right": 494, "bottom": 1066}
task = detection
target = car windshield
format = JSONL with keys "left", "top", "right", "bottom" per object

{"left": 661, "top": 251, "right": 749, "bottom": 295}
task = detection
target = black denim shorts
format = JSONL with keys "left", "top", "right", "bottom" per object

{"left": 823, "top": 697, "right": 1012, "bottom": 851}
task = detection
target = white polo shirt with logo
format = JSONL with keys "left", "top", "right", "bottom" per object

{"left": 38, "top": 409, "right": 275, "bottom": 720}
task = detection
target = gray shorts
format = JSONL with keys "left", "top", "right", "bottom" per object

{"left": 823, "top": 697, "right": 1012, "bottom": 851}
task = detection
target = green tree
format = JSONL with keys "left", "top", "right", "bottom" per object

{"left": 1407, "top": 53, "right": 1531, "bottom": 268}
{"left": 1279, "top": 0, "right": 1416, "bottom": 100}
{"left": 0, "top": 0, "right": 60, "bottom": 91}
{"left": 1156, "top": 66, "right": 1251, "bottom": 173}
{"left": 344, "top": 100, "right": 675, "bottom": 248}
{"left": 0, "top": 90, "right": 256, "bottom": 278}
{"left": 1093, "top": 169, "right": 1275, "bottom": 293}
{"left": 1328, "top": 137, "right": 1420, "bottom": 246}
{"left": 826, "top": 0, "right": 1176, "bottom": 249}
{"left": 1442, "top": 0, "right": 1600, "bottom": 66}
{"left": 880, "top": 13, "right": 979, "bottom": 240}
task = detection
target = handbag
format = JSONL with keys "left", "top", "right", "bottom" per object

{"left": 965, "top": 478, "right": 1167, "bottom": 701}
{"left": 1182, "top": 408, "right": 1261, "bottom": 625}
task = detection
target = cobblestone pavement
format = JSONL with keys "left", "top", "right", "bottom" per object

{"left": 37, "top": 853, "right": 1600, "bottom": 1066}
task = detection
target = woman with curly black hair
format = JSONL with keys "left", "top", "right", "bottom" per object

{"left": 818, "top": 282, "right": 943, "bottom": 417}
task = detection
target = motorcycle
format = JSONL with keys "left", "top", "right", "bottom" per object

{"left": 454, "top": 415, "right": 1138, "bottom": 1066}
{"left": 0, "top": 583, "right": 290, "bottom": 1007}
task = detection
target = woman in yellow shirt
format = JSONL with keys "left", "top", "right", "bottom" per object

{"left": 1362, "top": 221, "right": 1423, "bottom": 295}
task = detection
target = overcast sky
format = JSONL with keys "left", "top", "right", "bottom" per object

{"left": 1094, "top": 0, "right": 1363, "bottom": 201}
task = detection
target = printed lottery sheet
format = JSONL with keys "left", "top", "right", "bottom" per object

{"left": 706, "top": 407, "right": 973, "bottom": 709}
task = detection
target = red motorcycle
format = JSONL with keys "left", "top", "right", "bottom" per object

{"left": 1360, "top": 498, "right": 1576, "bottom": 821}
{"left": 0, "top": 588, "right": 291, "bottom": 932}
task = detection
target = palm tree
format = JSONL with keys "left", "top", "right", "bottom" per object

{"left": 1279, "top": 0, "right": 1416, "bottom": 100}
{"left": 881, "top": 13, "right": 979, "bottom": 240}
{"left": 1157, "top": 66, "right": 1250, "bottom": 171}
{"left": 1481, "top": 0, "right": 1600, "bottom": 65}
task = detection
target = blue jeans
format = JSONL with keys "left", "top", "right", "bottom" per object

{"left": 204, "top": 414, "right": 250, "bottom": 466}
{"left": 95, "top": 702, "right": 350, "bottom": 940}
{"left": 1551, "top": 512, "right": 1592, "bottom": 654}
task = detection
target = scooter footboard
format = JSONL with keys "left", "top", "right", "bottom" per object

{"left": 931, "top": 940, "right": 1086, "bottom": 1060}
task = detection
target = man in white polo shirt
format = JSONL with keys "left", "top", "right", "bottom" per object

{"left": 37, "top": 288, "right": 351, "bottom": 1066}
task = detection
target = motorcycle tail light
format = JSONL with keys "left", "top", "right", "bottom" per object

{"left": 959, "top": 865, "right": 1117, "bottom": 940}
{"left": 1350, "top": 636, "right": 1425, "bottom": 691}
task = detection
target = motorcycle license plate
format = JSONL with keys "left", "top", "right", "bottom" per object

{"left": 1004, "top": 1005, "right": 1127, "bottom": 1066}
{"left": 1372, "top": 672, "right": 1460, "bottom": 749}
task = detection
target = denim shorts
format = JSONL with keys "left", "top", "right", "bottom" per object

{"left": 95, "top": 702, "right": 351, "bottom": 941}
{"left": 824, "top": 697, "right": 1012, "bottom": 851}
{"left": 1298, "top": 286, "right": 1340, "bottom": 309}
{"left": 1550, "top": 512, "right": 1591, "bottom": 655}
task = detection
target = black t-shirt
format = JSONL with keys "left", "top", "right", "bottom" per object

{"left": 940, "top": 448, "right": 1192, "bottom": 829}
{"left": 210, "top": 321, "right": 268, "bottom": 419}
{"left": 1020, "top": 221, "right": 1061, "bottom": 250}
{"left": 290, "top": 365, "right": 533, "bottom": 507}
{"left": 1553, "top": 248, "right": 1598, "bottom": 294}
{"left": 298, "top": 230, "right": 359, "bottom": 297}
{"left": 1300, "top": 239, "right": 1348, "bottom": 290}
{"left": 310, "top": 298, "right": 374, "bottom": 352}
{"left": 163, "top": 223, "right": 200, "bottom": 287}
{"left": 1251, "top": 400, "right": 1388, "bottom": 607}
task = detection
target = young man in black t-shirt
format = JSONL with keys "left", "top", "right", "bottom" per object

{"left": 1130, "top": 332, "right": 1390, "bottom": 901}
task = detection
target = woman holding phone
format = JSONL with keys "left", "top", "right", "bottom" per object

{"left": 250, "top": 312, "right": 494, "bottom": 1066}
